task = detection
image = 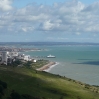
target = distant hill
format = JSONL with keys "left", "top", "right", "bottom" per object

{"left": 0, "top": 42, "right": 99, "bottom": 46}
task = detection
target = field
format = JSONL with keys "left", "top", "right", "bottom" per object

{"left": 0, "top": 65, "right": 99, "bottom": 99}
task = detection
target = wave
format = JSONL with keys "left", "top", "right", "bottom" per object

{"left": 44, "top": 62, "right": 59, "bottom": 72}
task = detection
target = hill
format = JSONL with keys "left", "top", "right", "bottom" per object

{"left": 0, "top": 65, "right": 99, "bottom": 99}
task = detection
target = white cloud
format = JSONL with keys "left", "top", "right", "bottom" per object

{"left": 40, "top": 20, "right": 54, "bottom": 31}
{"left": 39, "top": 20, "right": 60, "bottom": 31}
{"left": 0, "top": 0, "right": 13, "bottom": 11}
{"left": 21, "top": 26, "right": 34, "bottom": 32}
{"left": 0, "top": 0, "right": 99, "bottom": 37}
{"left": 22, "top": 27, "right": 27, "bottom": 32}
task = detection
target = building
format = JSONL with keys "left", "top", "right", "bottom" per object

{"left": 10, "top": 52, "right": 19, "bottom": 57}
{"left": 24, "top": 55, "right": 30, "bottom": 61}
{"left": 0, "top": 51, "right": 35, "bottom": 65}
{"left": 0, "top": 51, "right": 19, "bottom": 65}
{"left": 0, "top": 51, "right": 9, "bottom": 65}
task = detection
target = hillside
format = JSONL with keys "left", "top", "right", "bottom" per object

{"left": 0, "top": 65, "right": 99, "bottom": 99}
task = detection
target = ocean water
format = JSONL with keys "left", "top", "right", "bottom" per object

{"left": 22, "top": 45, "right": 99, "bottom": 85}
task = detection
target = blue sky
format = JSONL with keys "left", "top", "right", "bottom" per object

{"left": 12, "top": 0, "right": 98, "bottom": 7}
{"left": 0, "top": 0, "right": 99, "bottom": 42}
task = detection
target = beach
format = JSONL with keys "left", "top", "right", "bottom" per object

{"left": 36, "top": 61, "right": 56, "bottom": 71}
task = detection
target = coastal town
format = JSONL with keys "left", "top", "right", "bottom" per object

{"left": 0, "top": 50, "right": 38, "bottom": 67}
{"left": 0, "top": 46, "right": 42, "bottom": 52}
{"left": 0, "top": 46, "right": 56, "bottom": 71}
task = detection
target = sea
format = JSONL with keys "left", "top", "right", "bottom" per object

{"left": 14, "top": 42, "right": 99, "bottom": 86}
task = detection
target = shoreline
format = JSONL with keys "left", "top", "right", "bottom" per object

{"left": 36, "top": 61, "right": 57, "bottom": 71}
{"left": 44, "top": 62, "right": 59, "bottom": 72}
{"left": 35, "top": 61, "right": 99, "bottom": 92}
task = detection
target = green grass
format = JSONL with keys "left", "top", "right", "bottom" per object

{"left": 0, "top": 65, "right": 99, "bottom": 99}
{"left": 31, "top": 59, "right": 49, "bottom": 69}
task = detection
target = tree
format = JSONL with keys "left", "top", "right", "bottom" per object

{"left": 24, "top": 61, "right": 32, "bottom": 67}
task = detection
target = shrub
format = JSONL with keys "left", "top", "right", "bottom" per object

{"left": 0, "top": 80, "right": 7, "bottom": 89}
{"left": 10, "top": 91, "right": 21, "bottom": 99}
{"left": 0, "top": 85, "right": 4, "bottom": 95}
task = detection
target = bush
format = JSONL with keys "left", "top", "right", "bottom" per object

{"left": 0, "top": 93, "right": 2, "bottom": 99}
{"left": 0, "top": 80, "right": 7, "bottom": 89}
{"left": 0, "top": 85, "right": 4, "bottom": 95}
{"left": 10, "top": 91, "right": 21, "bottom": 99}
{"left": 21, "top": 94, "right": 34, "bottom": 99}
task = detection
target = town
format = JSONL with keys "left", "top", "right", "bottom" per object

{"left": 0, "top": 51, "right": 37, "bottom": 66}
{"left": 0, "top": 46, "right": 42, "bottom": 52}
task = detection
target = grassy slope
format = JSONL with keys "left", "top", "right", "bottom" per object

{"left": 0, "top": 66, "right": 99, "bottom": 99}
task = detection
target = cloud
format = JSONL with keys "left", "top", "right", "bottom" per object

{"left": 40, "top": 20, "right": 54, "bottom": 31}
{"left": 0, "top": 0, "right": 13, "bottom": 11}
{"left": 0, "top": 0, "right": 99, "bottom": 36}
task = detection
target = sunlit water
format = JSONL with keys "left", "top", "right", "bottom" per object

{"left": 22, "top": 45, "right": 99, "bottom": 85}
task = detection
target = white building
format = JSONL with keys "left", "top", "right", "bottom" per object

{"left": 24, "top": 55, "right": 30, "bottom": 61}
{"left": 17, "top": 54, "right": 24, "bottom": 60}
{"left": 10, "top": 52, "right": 19, "bottom": 57}
{"left": 0, "top": 51, "right": 33, "bottom": 65}
{"left": 33, "top": 59, "right": 37, "bottom": 62}
{"left": 0, "top": 51, "right": 9, "bottom": 65}
{"left": 0, "top": 51, "right": 19, "bottom": 65}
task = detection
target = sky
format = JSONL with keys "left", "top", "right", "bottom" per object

{"left": 0, "top": 0, "right": 99, "bottom": 42}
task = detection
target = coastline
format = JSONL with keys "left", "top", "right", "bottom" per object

{"left": 36, "top": 61, "right": 58, "bottom": 71}
{"left": 44, "top": 62, "right": 59, "bottom": 72}
{"left": 35, "top": 61, "right": 99, "bottom": 93}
